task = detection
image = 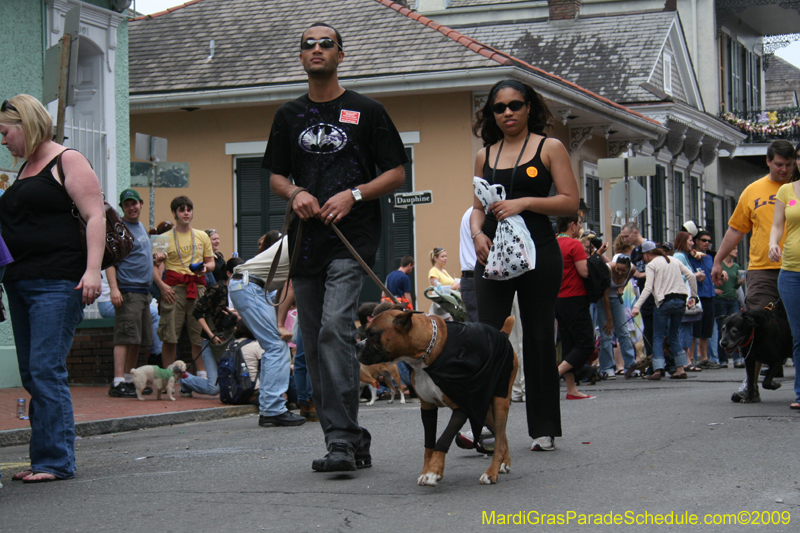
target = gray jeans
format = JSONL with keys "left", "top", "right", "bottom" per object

{"left": 293, "top": 259, "right": 370, "bottom": 453}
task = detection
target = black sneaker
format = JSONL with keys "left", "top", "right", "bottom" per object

{"left": 142, "top": 386, "right": 153, "bottom": 395}
{"left": 355, "top": 449, "right": 372, "bottom": 469}
{"left": 109, "top": 382, "right": 137, "bottom": 398}
{"left": 258, "top": 411, "right": 306, "bottom": 427}
{"left": 355, "top": 428, "right": 371, "bottom": 469}
{"left": 311, "top": 443, "right": 356, "bottom": 472}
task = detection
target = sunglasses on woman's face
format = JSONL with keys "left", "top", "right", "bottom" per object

{"left": 492, "top": 100, "right": 526, "bottom": 114}
{"left": 300, "top": 38, "right": 342, "bottom": 50}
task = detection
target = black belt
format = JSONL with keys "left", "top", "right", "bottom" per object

{"left": 231, "top": 272, "right": 265, "bottom": 289}
{"left": 461, "top": 271, "right": 474, "bottom": 279}
{"left": 664, "top": 293, "right": 686, "bottom": 302}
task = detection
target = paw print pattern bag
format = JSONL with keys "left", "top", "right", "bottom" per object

{"left": 473, "top": 176, "right": 536, "bottom": 280}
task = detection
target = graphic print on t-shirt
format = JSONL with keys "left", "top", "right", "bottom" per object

{"left": 298, "top": 123, "right": 348, "bottom": 154}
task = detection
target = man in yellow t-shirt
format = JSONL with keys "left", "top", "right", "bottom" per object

{"left": 156, "top": 195, "right": 215, "bottom": 369}
{"left": 711, "top": 140, "right": 795, "bottom": 401}
{"left": 712, "top": 140, "right": 795, "bottom": 307}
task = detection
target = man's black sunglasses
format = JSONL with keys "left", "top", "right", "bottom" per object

{"left": 492, "top": 100, "right": 526, "bottom": 114}
{"left": 301, "top": 38, "right": 342, "bottom": 51}
{"left": 699, "top": 238, "right": 711, "bottom": 243}
{"left": 1, "top": 100, "right": 18, "bottom": 113}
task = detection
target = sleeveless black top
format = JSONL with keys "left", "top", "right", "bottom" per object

{"left": 481, "top": 137, "right": 555, "bottom": 246}
{"left": 0, "top": 154, "right": 85, "bottom": 282}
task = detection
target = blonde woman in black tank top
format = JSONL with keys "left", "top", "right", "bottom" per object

{"left": 469, "top": 80, "right": 581, "bottom": 452}
{"left": 0, "top": 95, "right": 105, "bottom": 483}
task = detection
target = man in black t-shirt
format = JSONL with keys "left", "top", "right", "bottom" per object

{"left": 265, "top": 22, "right": 407, "bottom": 473}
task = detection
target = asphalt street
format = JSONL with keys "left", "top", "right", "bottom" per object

{"left": 1, "top": 367, "right": 798, "bottom": 532}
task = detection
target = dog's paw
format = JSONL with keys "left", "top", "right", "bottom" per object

{"left": 417, "top": 472, "right": 441, "bottom": 487}
{"left": 400, "top": 397, "right": 406, "bottom": 405}
{"left": 366, "top": 399, "right": 376, "bottom": 406}
{"left": 169, "top": 397, "right": 176, "bottom": 401}
{"left": 499, "top": 463, "right": 510, "bottom": 474}
{"left": 762, "top": 381, "right": 782, "bottom": 390}
{"left": 387, "top": 398, "right": 394, "bottom": 404}
{"left": 479, "top": 473, "right": 496, "bottom": 485}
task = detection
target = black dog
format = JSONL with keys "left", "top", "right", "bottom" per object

{"left": 719, "top": 302, "right": 792, "bottom": 403}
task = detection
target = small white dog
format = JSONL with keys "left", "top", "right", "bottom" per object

{"left": 130, "top": 360, "right": 187, "bottom": 401}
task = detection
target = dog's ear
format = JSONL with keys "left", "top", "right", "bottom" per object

{"left": 742, "top": 312, "right": 756, "bottom": 329}
{"left": 392, "top": 311, "right": 414, "bottom": 334}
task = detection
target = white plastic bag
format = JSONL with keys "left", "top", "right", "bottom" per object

{"left": 473, "top": 177, "right": 536, "bottom": 280}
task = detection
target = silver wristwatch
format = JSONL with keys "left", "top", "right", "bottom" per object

{"left": 350, "top": 188, "right": 362, "bottom": 202}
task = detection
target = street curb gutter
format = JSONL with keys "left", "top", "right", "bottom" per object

{"left": 0, "top": 405, "right": 258, "bottom": 448}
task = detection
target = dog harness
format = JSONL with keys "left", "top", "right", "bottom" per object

{"left": 153, "top": 366, "right": 173, "bottom": 381}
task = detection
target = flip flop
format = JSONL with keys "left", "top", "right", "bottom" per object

{"left": 790, "top": 403, "right": 800, "bottom": 410}
{"left": 21, "top": 472, "right": 59, "bottom": 484}
{"left": 670, "top": 372, "right": 688, "bottom": 379}
{"left": 12, "top": 469, "right": 33, "bottom": 481}
{"left": 615, "top": 369, "right": 626, "bottom": 376}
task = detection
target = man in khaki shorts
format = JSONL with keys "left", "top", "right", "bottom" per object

{"left": 712, "top": 140, "right": 795, "bottom": 401}
{"left": 156, "top": 196, "right": 215, "bottom": 373}
{"left": 107, "top": 189, "right": 165, "bottom": 398}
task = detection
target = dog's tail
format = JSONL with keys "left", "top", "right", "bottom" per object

{"left": 501, "top": 316, "right": 515, "bottom": 336}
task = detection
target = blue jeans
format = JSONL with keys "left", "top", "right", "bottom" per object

{"left": 778, "top": 270, "right": 800, "bottom": 402}
{"left": 180, "top": 340, "right": 221, "bottom": 395}
{"left": 652, "top": 298, "right": 688, "bottom": 371}
{"left": 597, "top": 295, "right": 637, "bottom": 372}
{"left": 5, "top": 279, "right": 84, "bottom": 479}
{"left": 293, "top": 329, "right": 313, "bottom": 404}
{"left": 715, "top": 298, "right": 742, "bottom": 364}
{"left": 293, "top": 259, "right": 370, "bottom": 452}
{"left": 228, "top": 279, "right": 291, "bottom": 417}
{"left": 98, "top": 300, "right": 162, "bottom": 356}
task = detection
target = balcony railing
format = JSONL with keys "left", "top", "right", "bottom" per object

{"left": 721, "top": 108, "right": 800, "bottom": 143}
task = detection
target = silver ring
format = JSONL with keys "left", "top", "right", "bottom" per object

{"left": 498, "top": 210, "right": 503, "bottom": 216}
{"left": 328, "top": 214, "right": 335, "bottom": 218}
{"left": 93, "top": 291, "right": 100, "bottom": 296}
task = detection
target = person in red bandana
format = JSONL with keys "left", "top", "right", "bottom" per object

{"left": 156, "top": 196, "right": 215, "bottom": 370}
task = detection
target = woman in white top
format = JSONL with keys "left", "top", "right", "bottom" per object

{"left": 632, "top": 241, "right": 698, "bottom": 380}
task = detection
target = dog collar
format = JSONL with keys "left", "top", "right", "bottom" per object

{"left": 411, "top": 318, "right": 438, "bottom": 368}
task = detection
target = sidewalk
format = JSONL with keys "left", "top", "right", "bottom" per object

{"left": 0, "top": 385, "right": 256, "bottom": 447}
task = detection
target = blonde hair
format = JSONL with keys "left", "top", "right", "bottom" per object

{"left": 429, "top": 247, "right": 445, "bottom": 265}
{"left": 614, "top": 233, "right": 633, "bottom": 255}
{"left": 0, "top": 95, "right": 53, "bottom": 163}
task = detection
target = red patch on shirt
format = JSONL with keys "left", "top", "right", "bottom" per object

{"left": 339, "top": 110, "right": 361, "bottom": 125}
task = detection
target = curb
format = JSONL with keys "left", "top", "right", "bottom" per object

{"left": 0, "top": 404, "right": 258, "bottom": 448}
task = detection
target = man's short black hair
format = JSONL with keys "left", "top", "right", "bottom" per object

{"left": 556, "top": 215, "right": 580, "bottom": 234}
{"left": 767, "top": 140, "right": 795, "bottom": 162}
{"left": 302, "top": 22, "right": 343, "bottom": 49}
{"left": 400, "top": 255, "right": 414, "bottom": 268}
{"left": 170, "top": 195, "right": 193, "bottom": 213}
{"left": 694, "top": 230, "right": 711, "bottom": 246}
{"left": 357, "top": 302, "right": 379, "bottom": 327}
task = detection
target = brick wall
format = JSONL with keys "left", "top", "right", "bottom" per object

{"left": 548, "top": 0, "right": 582, "bottom": 20}
{"left": 67, "top": 323, "right": 194, "bottom": 385}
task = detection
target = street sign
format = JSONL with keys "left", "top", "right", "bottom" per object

{"left": 394, "top": 190, "right": 432, "bottom": 208}
{"left": 131, "top": 162, "right": 189, "bottom": 188}
{"left": 609, "top": 179, "right": 647, "bottom": 218}
{"left": 134, "top": 133, "right": 168, "bottom": 162}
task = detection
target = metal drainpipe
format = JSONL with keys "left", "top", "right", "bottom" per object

{"left": 41, "top": 0, "right": 47, "bottom": 79}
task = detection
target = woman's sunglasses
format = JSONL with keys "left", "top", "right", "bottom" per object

{"left": 492, "top": 100, "right": 526, "bottom": 114}
{"left": 301, "top": 38, "right": 342, "bottom": 51}
{"left": 1, "top": 100, "right": 18, "bottom": 113}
